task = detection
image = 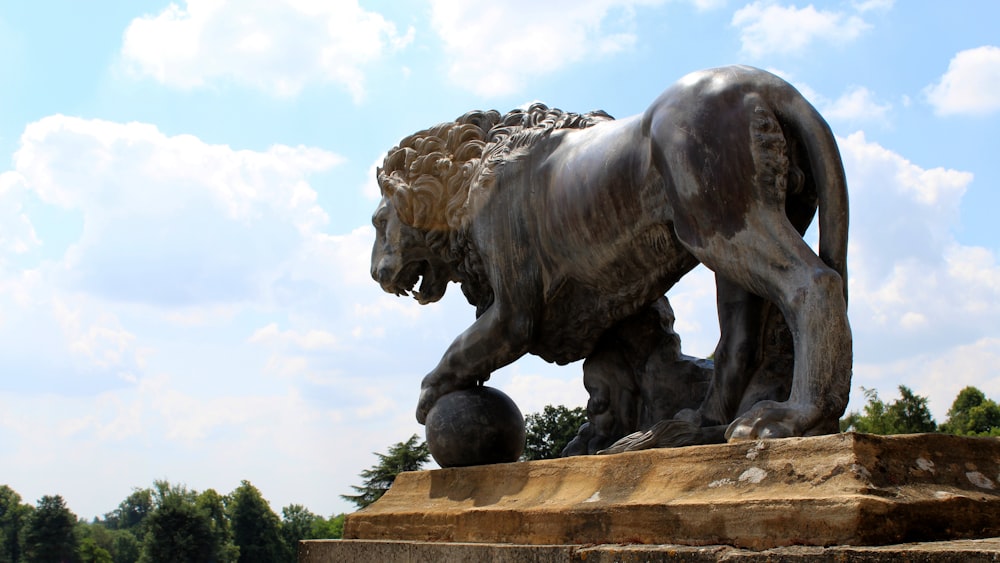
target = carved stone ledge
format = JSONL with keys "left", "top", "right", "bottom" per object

{"left": 344, "top": 433, "right": 1000, "bottom": 549}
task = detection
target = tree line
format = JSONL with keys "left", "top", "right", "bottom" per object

{"left": 3, "top": 390, "right": 994, "bottom": 561}
{"left": 0, "top": 480, "right": 345, "bottom": 563}
{"left": 840, "top": 385, "right": 1000, "bottom": 436}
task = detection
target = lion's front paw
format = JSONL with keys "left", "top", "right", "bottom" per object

{"left": 415, "top": 385, "right": 437, "bottom": 425}
{"left": 415, "top": 373, "right": 485, "bottom": 425}
{"left": 725, "top": 400, "right": 819, "bottom": 441}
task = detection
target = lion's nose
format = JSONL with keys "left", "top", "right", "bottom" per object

{"left": 372, "top": 256, "right": 397, "bottom": 285}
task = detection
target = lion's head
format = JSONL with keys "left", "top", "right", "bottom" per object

{"left": 370, "top": 104, "right": 613, "bottom": 307}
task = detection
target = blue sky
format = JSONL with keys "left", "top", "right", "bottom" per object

{"left": 1, "top": 0, "right": 998, "bottom": 520}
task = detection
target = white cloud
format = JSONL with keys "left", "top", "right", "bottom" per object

{"left": 249, "top": 323, "right": 339, "bottom": 351}
{"left": 732, "top": 2, "right": 870, "bottom": 58}
{"left": 13, "top": 115, "right": 341, "bottom": 308}
{"left": 925, "top": 45, "right": 1000, "bottom": 116}
{"left": 0, "top": 378, "right": 369, "bottom": 519}
{"left": 0, "top": 114, "right": 443, "bottom": 517}
{"left": 852, "top": 0, "right": 894, "bottom": 12}
{"left": 501, "top": 367, "right": 589, "bottom": 415}
{"left": 0, "top": 172, "right": 39, "bottom": 256}
{"left": 822, "top": 86, "right": 891, "bottom": 124}
{"left": 666, "top": 266, "right": 719, "bottom": 358}
{"left": 691, "top": 0, "right": 727, "bottom": 9}
{"left": 838, "top": 132, "right": 999, "bottom": 367}
{"left": 120, "top": 0, "right": 414, "bottom": 100}
{"left": 428, "top": 0, "right": 666, "bottom": 97}
{"left": 853, "top": 337, "right": 1000, "bottom": 420}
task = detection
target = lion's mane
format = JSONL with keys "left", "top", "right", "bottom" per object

{"left": 377, "top": 104, "right": 613, "bottom": 311}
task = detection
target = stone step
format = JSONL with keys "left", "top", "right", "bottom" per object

{"left": 300, "top": 537, "right": 1000, "bottom": 563}
{"left": 344, "top": 433, "right": 1000, "bottom": 549}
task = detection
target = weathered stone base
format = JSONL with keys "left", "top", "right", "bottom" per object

{"left": 343, "top": 433, "right": 1000, "bottom": 549}
{"left": 300, "top": 537, "right": 1000, "bottom": 562}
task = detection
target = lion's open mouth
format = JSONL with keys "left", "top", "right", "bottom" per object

{"left": 389, "top": 260, "right": 448, "bottom": 304}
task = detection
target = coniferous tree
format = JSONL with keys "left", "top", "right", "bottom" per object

{"left": 23, "top": 495, "right": 79, "bottom": 563}
{"left": 840, "top": 386, "right": 936, "bottom": 434}
{"left": 341, "top": 435, "right": 430, "bottom": 509}
{"left": 228, "top": 480, "right": 289, "bottom": 563}
{"left": 885, "top": 386, "right": 937, "bottom": 433}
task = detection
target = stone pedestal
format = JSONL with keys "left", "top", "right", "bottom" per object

{"left": 303, "top": 433, "right": 1000, "bottom": 561}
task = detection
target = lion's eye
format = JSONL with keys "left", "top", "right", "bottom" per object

{"left": 373, "top": 203, "right": 390, "bottom": 229}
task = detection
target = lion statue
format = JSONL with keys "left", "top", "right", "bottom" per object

{"left": 370, "top": 65, "right": 852, "bottom": 449}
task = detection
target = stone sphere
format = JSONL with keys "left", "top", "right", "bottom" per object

{"left": 425, "top": 386, "right": 525, "bottom": 468}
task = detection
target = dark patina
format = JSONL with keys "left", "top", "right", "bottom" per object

{"left": 371, "top": 65, "right": 852, "bottom": 462}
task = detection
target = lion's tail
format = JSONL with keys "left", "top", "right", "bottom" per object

{"left": 777, "top": 97, "right": 849, "bottom": 304}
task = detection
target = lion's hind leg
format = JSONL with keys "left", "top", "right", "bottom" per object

{"left": 694, "top": 275, "right": 768, "bottom": 428}
{"left": 647, "top": 84, "right": 850, "bottom": 441}
{"left": 689, "top": 213, "right": 851, "bottom": 441}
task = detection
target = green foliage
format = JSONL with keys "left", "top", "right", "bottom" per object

{"left": 103, "top": 489, "right": 152, "bottom": 533}
{"left": 326, "top": 514, "right": 346, "bottom": 539}
{"left": 75, "top": 520, "right": 116, "bottom": 560}
{"left": 228, "top": 480, "right": 289, "bottom": 563}
{"left": 886, "top": 386, "right": 937, "bottom": 433}
{"left": 280, "top": 504, "right": 315, "bottom": 549}
{"left": 138, "top": 481, "right": 227, "bottom": 563}
{"left": 341, "top": 435, "right": 430, "bottom": 509}
{"left": 308, "top": 513, "right": 345, "bottom": 540}
{"left": 0, "top": 485, "right": 30, "bottom": 563}
{"left": 23, "top": 494, "right": 79, "bottom": 563}
{"left": 110, "top": 532, "right": 140, "bottom": 563}
{"left": 78, "top": 538, "right": 113, "bottom": 563}
{"left": 2, "top": 480, "right": 338, "bottom": 561}
{"left": 522, "top": 405, "right": 587, "bottom": 460}
{"left": 939, "top": 386, "right": 1000, "bottom": 436}
{"left": 840, "top": 386, "right": 936, "bottom": 435}
{"left": 196, "top": 489, "right": 239, "bottom": 562}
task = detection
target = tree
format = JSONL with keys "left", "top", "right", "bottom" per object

{"left": 228, "top": 480, "right": 289, "bottom": 563}
{"left": 305, "top": 513, "right": 345, "bottom": 540}
{"left": 341, "top": 435, "right": 430, "bottom": 509}
{"left": 197, "top": 489, "right": 238, "bottom": 563}
{"left": 103, "top": 488, "right": 153, "bottom": 533}
{"left": 0, "top": 485, "right": 30, "bottom": 563}
{"left": 139, "top": 481, "right": 219, "bottom": 563}
{"left": 78, "top": 538, "right": 113, "bottom": 563}
{"left": 23, "top": 495, "right": 79, "bottom": 563}
{"left": 940, "top": 386, "right": 1000, "bottom": 436}
{"left": 281, "top": 504, "right": 317, "bottom": 550}
{"left": 840, "top": 386, "right": 936, "bottom": 434}
{"left": 75, "top": 521, "right": 116, "bottom": 562}
{"left": 326, "top": 512, "right": 347, "bottom": 539}
{"left": 522, "top": 405, "right": 587, "bottom": 460}
{"left": 109, "top": 533, "right": 140, "bottom": 563}
{"left": 885, "top": 386, "right": 937, "bottom": 433}
{"left": 95, "top": 487, "right": 153, "bottom": 563}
